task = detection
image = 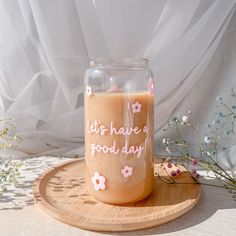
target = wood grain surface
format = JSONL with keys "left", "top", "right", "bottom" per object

{"left": 33, "top": 158, "right": 201, "bottom": 232}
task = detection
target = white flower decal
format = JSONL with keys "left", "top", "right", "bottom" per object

{"left": 91, "top": 172, "right": 106, "bottom": 191}
{"left": 121, "top": 166, "right": 133, "bottom": 178}
{"left": 86, "top": 86, "right": 93, "bottom": 97}
{"left": 131, "top": 101, "right": 142, "bottom": 113}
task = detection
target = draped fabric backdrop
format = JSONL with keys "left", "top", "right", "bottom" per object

{"left": 0, "top": 0, "right": 236, "bottom": 171}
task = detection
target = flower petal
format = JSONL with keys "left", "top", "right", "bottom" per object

{"left": 123, "top": 173, "right": 129, "bottom": 178}
{"left": 94, "top": 184, "right": 100, "bottom": 191}
{"left": 99, "top": 183, "right": 106, "bottom": 190}
{"left": 91, "top": 176, "right": 96, "bottom": 185}
{"left": 99, "top": 176, "right": 105, "bottom": 183}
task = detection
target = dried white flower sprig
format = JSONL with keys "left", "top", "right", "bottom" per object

{"left": 161, "top": 89, "right": 236, "bottom": 190}
{"left": 0, "top": 117, "right": 23, "bottom": 195}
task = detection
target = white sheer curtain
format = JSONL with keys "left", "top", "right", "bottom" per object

{"left": 0, "top": 0, "right": 236, "bottom": 168}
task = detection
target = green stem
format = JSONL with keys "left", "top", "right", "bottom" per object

{"left": 207, "top": 155, "right": 235, "bottom": 181}
{"left": 199, "top": 182, "right": 236, "bottom": 190}
{"left": 163, "top": 180, "right": 236, "bottom": 190}
{"left": 184, "top": 155, "right": 235, "bottom": 184}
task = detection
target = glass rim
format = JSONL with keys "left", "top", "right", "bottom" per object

{"left": 89, "top": 58, "right": 148, "bottom": 68}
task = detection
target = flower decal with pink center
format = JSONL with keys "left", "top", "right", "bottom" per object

{"left": 86, "top": 86, "right": 93, "bottom": 97}
{"left": 131, "top": 101, "right": 142, "bottom": 113}
{"left": 121, "top": 165, "right": 133, "bottom": 178}
{"left": 91, "top": 172, "right": 106, "bottom": 191}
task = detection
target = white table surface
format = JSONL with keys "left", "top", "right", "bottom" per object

{"left": 0, "top": 156, "right": 236, "bottom": 236}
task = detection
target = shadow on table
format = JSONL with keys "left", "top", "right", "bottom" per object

{"left": 1, "top": 158, "right": 235, "bottom": 235}
{"left": 0, "top": 156, "right": 70, "bottom": 210}
{"left": 100, "top": 178, "right": 236, "bottom": 235}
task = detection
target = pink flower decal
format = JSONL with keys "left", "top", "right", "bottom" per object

{"left": 149, "top": 79, "right": 154, "bottom": 94}
{"left": 86, "top": 86, "right": 93, "bottom": 97}
{"left": 131, "top": 101, "right": 142, "bottom": 113}
{"left": 121, "top": 165, "right": 133, "bottom": 178}
{"left": 91, "top": 172, "right": 106, "bottom": 191}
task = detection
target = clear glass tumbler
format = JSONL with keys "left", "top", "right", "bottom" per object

{"left": 84, "top": 58, "right": 154, "bottom": 204}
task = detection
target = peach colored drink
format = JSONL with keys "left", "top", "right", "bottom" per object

{"left": 85, "top": 92, "right": 154, "bottom": 204}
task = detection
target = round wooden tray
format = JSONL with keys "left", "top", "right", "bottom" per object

{"left": 33, "top": 158, "right": 201, "bottom": 232}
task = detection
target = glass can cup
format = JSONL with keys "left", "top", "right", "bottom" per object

{"left": 84, "top": 58, "right": 154, "bottom": 204}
